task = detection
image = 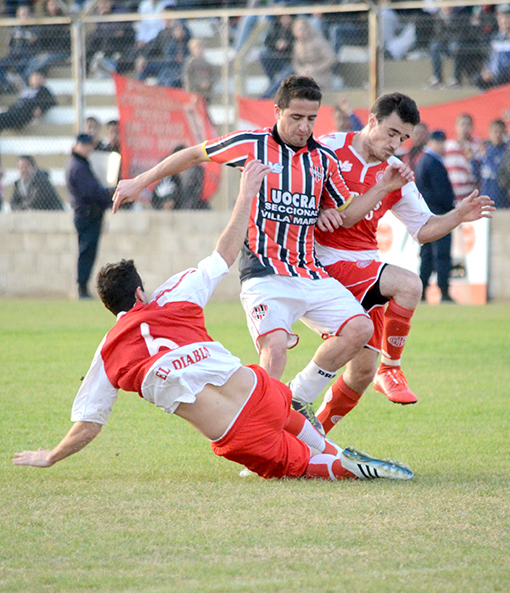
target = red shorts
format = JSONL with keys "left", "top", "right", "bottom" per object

{"left": 325, "top": 260, "right": 387, "bottom": 352}
{"left": 211, "top": 364, "right": 310, "bottom": 479}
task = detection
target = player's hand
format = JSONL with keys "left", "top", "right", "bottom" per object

{"left": 13, "top": 448, "right": 54, "bottom": 468}
{"left": 457, "top": 190, "right": 495, "bottom": 222}
{"left": 380, "top": 162, "right": 414, "bottom": 192}
{"left": 240, "top": 159, "right": 272, "bottom": 199}
{"left": 112, "top": 178, "right": 144, "bottom": 214}
{"left": 317, "top": 208, "right": 345, "bottom": 232}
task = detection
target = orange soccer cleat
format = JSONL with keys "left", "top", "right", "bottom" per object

{"left": 373, "top": 367, "right": 418, "bottom": 405}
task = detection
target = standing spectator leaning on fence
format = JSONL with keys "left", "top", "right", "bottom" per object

{"left": 444, "top": 113, "right": 481, "bottom": 203}
{"left": 112, "top": 75, "right": 416, "bottom": 434}
{"left": 313, "top": 94, "right": 494, "bottom": 434}
{"left": 0, "top": 3, "right": 39, "bottom": 94}
{"left": 476, "top": 4, "right": 510, "bottom": 90}
{"left": 0, "top": 69, "right": 56, "bottom": 133}
{"left": 13, "top": 158, "right": 414, "bottom": 483}
{"left": 259, "top": 14, "right": 294, "bottom": 98}
{"left": 415, "top": 130, "right": 457, "bottom": 303}
{"left": 476, "top": 119, "right": 510, "bottom": 209}
{"left": 66, "top": 134, "right": 112, "bottom": 300}
{"left": 11, "top": 154, "right": 64, "bottom": 211}
{"left": 333, "top": 96, "right": 363, "bottom": 133}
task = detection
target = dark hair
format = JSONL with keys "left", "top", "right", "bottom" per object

{"left": 96, "top": 259, "right": 144, "bottom": 315}
{"left": 106, "top": 120, "right": 119, "bottom": 127}
{"left": 371, "top": 93, "right": 420, "bottom": 126}
{"left": 18, "top": 155, "right": 37, "bottom": 168}
{"left": 275, "top": 75, "right": 322, "bottom": 110}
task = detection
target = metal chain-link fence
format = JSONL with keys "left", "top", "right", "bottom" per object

{"left": 0, "top": 0, "right": 509, "bottom": 212}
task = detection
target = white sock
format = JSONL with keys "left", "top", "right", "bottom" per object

{"left": 297, "top": 418, "right": 326, "bottom": 452}
{"left": 289, "top": 359, "right": 337, "bottom": 404}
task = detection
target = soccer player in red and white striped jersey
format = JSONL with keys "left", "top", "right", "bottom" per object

{"left": 112, "top": 76, "right": 414, "bottom": 435}
{"left": 312, "top": 93, "right": 494, "bottom": 433}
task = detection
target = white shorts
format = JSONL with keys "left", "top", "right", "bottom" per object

{"left": 240, "top": 275, "right": 368, "bottom": 351}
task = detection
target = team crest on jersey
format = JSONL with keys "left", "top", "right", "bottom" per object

{"left": 309, "top": 165, "right": 323, "bottom": 182}
{"left": 339, "top": 160, "right": 353, "bottom": 172}
{"left": 376, "top": 171, "right": 384, "bottom": 183}
{"left": 268, "top": 161, "right": 284, "bottom": 174}
{"left": 251, "top": 304, "right": 268, "bottom": 321}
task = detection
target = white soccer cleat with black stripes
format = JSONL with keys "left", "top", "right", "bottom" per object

{"left": 340, "top": 447, "right": 414, "bottom": 480}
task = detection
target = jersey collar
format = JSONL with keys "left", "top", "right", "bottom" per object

{"left": 272, "top": 124, "right": 319, "bottom": 154}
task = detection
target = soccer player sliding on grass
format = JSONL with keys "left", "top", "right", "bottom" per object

{"left": 13, "top": 160, "right": 412, "bottom": 482}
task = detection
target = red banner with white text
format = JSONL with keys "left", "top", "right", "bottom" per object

{"left": 237, "top": 84, "right": 510, "bottom": 140}
{"left": 114, "top": 74, "right": 221, "bottom": 202}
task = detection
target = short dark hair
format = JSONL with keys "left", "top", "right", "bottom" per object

{"left": 275, "top": 75, "right": 322, "bottom": 110}
{"left": 96, "top": 259, "right": 144, "bottom": 315}
{"left": 18, "top": 155, "right": 37, "bottom": 168}
{"left": 371, "top": 93, "right": 420, "bottom": 126}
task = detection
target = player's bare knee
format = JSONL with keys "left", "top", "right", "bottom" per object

{"left": 344, "top": 316, "right": 373, "bottom": 349}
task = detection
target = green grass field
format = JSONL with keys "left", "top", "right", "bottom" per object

{"left": 1, "top": 299, "right": 509, "bottom": 593}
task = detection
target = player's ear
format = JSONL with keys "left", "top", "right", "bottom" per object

{"left": 274, "top": 104, "right": 282, "bottom": 121}
{"left": 134, "top": 286, "right": 147, "bottom": 304}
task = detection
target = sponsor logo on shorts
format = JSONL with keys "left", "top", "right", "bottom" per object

{"left": 388, "top": 336, "right": 407, "bottom": 348}
{"left": 251, "top": 304, "right": 268, "bottom": 321}
{"left": 356, "top": 260, "right": 372, "bottom": 268}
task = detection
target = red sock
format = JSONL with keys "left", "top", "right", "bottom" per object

{"left": 316, "top": 375, "right": 363, "bottom": 434}
{"left": 285, "top": 409, "right": 336, "bottom": 454}
{"left": 380, "top": 300, "right": 414, "bottom": 368}
{"left": 304, "top": 454, "right": 356, "bottom": 480}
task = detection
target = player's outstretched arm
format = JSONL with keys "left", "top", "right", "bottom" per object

{"left": 13, "top": 421, "right": 102, "bottom": 468}
{"left": 215, "top": 159, "right": 271, "bottom": 267}
{"left": 112, "top": 144, "right": 207, "bottom": 213}
{"left": 417, "top": 190, "right": 495, "bottom": 244}
{"left": 340, "top": 162, "right": 414, "bottom": 228}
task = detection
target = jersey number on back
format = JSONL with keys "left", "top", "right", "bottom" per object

{"left": 141, "top": 323, "right": 179, "bottom": 356}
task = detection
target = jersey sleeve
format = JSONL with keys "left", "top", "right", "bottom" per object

{"left": 71, "top": 338, "right": 119, "bottom": 425}
{"left": 322, "top": 152, "right": 352, "bottom": 211}
{"left": 151, "top": 251, "right": 230, "bottom": 310}
{"left": 390, "top": 181, "right": 433, "bottom": 243}
{"left": 203, "top": 130, "right": 257, "bottom": 169}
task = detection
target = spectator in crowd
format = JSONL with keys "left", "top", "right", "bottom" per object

{"left": 136, "top": 0, "right": 175, "bottom": 50}
{"left": 101, "top": 119, "right": 121, "bottom": 153}
{"left": 65, "top": 133, "right": 112, "bottom": 300}
{"left": 259, "top": 14, "right": 294, "bottom": 92}
{"left": 152, "top": 145, "right": 207, "bottom": 210}
{"left": 476, "top": 119, "right": 510, "bottom": 209}
{"left": 382, "top": 8, "right": 417, "bottom": 61}
{"left": 84, "top": 116, "right": 105, "bottom": 150}
{"left": 401, "top": 122, "right": 429, "bottom": 172}
{"left": 427, "top": 7, "right": 485, "bottom": 89}
{"left": 415, "top": 130, "right": 456, "bottom": 303}
{"left": 443, "top": 113, "right": 481, "bottom": 203}
{"left": 11, "top": 154, "right": 64, "bottom": 211}
{"left": 22, "top": 0, "right": 71, "bottom": 83}
{"left": 0, "top": 69, "right": 57, "bottom": 133}
{"left": 262, "top": 17, "right": 337, "bottom": 99}
{"left": 86, "top": 0, "right": 136, "bottom": 77}
{"left": 317, "top": 2, "right": 368, "bottom": 54}
{"left": 476, "top": 4, "right": 510, "bottom": 89}
{"left": 333, "top": 96, "right": 363, "bottom": 132}
{"left": 0, "top": 4, "right": 40, "bottom": 94}
{"left": 136, "top": 18, "right": 191, "bottom": 88}
{"left": 183, "top": 38, "right": 217, "bottom": 103}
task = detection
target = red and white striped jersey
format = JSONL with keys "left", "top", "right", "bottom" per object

{"left": 443, "top": 138, "right": 481, "bottom": 201}
{"left": 315, "top": 132, "right": 432, "bottom": 263}
{"left": 204, "top": 126, "right": 351, "bottom": 281}
{"left": 71, "top": 252, "right": 243, "bottom": 424}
